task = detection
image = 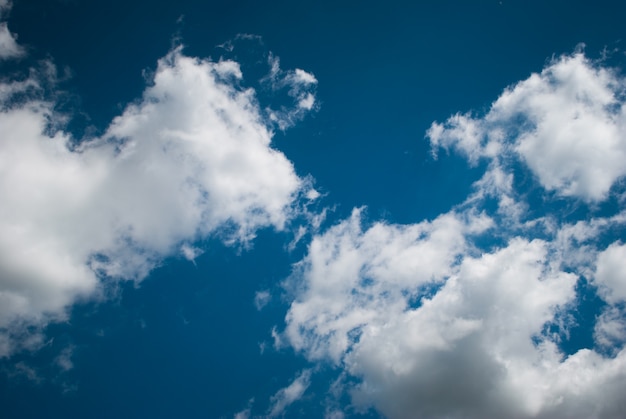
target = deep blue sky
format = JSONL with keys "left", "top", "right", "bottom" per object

{"left": 2, "top": 1, "right": 626, "bottom": 418}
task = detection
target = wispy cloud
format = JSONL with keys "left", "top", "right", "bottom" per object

{"left": 267, "top": 369, "right": 312, "bottom": 417}
{"left": 0, "top": 21, "right": 23, "bottom": 59}
{"left": 254, "top": 290, "right": 271, "bottom": 311}
{"left": 263, "top": 53, "right": 319, "bottom": 130}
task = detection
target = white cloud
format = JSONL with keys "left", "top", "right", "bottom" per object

{"left": 282, "top": 207, "right": 492, "bottom": 364}
{"left": 0, "top": 1, "right": 23, "bottom": 60}
{"left": 592, "top": 241, "right": 626, "bottom": 356}
{"left": 293, "top": 68, "right": 318, "bottom": 85}
{"left": 428, "top": 113, "right": 491, "bottom": 164}
{"left": 0, "top": 46, "right": 316, "bottom": 356}
{"left": 254, "top": 290, "right": 271, "bottom": 311}
{"left": 346, "top": 238, "right": 580, "bottom": 418}
{"left": 595, "top": 242, "right": 626, "bottom": 304}
{"left": 233, "top": 407, "right": 251, "bottom": 419}
{"left": 427, "top": 51, "right": 626, "bottom": 202}
{"left": 267, "top": 369, "right": 312, "bottom": 417}
{"left": 180, "top": 243, "right": 203, "bottom": 263}
{"left": 325, "top": 410, "right": 345, "bottom": 419}
{"left": 281, "top": 208, "right": 626, "bottom": 417}
{"left": 298, "top": 92, "right": 316, "bottom": 110}
{"left": 55, "top": 345, "right": 75, "bottom": 372}
{"left": 595, "top": 306, "right": 626, "bottom": 350}
{"left": 0, "top": 21, "right": 22, "bottom": 59}
{"left": 264, "top": 53, "right": 318, "bottom": 130}
{"left": 280, "top": 51, "right": 626, "bottom": 414}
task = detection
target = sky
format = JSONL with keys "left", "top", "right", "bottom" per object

{"left": 1, "top": 0, "right": 626, "bottom": 418}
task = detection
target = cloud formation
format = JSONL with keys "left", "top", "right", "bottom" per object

{"left": 427, "top": 51, "right": 626, "bottom": 202}
{"left": 264, "top": 53, "right": 319, "bottom": 130}
{"left": 0, "top": 1, "right": 22, "bottom": 59}
{"left": 283, "top": 208, "right": 492, "bottom": 363}
{"left": 595, "top": 243, "right": 626, "bottom": 304}
{"left": 280, "top": 51, "right": 626, "bottom": 418}
{"left": 267, "top": 369, "right": 312, "bottom": 417}
{"left": 0, "top": 44, "right": 317, "bottom": 356}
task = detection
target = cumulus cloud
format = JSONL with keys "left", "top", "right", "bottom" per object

{"left": 0, "top": 46, "right": 317, "bottom": 356}
{"left": 595, "top": 242, "right": 626, "bottom": 304}
{"left": 280, "top": 205, "right": 613, "bottom": 416}
{"left": 427, "top": 50, "right": 626, "bottom": 202}
{"left": 267, "top": 369, "right": 312, "bottom": 417}
{"left": 595, "top": 306, "right": 626, "bottom": 351}
{"left": 278, "top": 49, "right": 626, "bottom": 418}
{"left": 283, "top": 207, "right": 492, "bottom": 363}
{"left": 282, "top": 207, "right": 626, "bottom": 418}
{"left": 346, "top": 238, "right": 579, "bottom": 418}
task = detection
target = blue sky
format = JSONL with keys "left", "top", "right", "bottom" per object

{"left": 2, "top": 1, "right": 626, "bottom": 418}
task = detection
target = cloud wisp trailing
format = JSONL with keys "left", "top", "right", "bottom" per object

{"left": 278, "top": 51, "right": 626, "bottom": 418}
{"left": 0, "top": 1, "right": 23, "bottom": 60}
{"left": 0, "top": 40, "right": 318, "bottom": 356}
{"left": 267, "top": 368, "right": 313, "bottom": 418}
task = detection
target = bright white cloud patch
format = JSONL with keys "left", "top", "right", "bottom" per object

{"left": 180, "top": 243, "right": 203, "bottom": 263}
{"left": 347, "top": 238, "right": 579, "bottom": 418}
{"left": 0, "top": 46, "right": 316, "bottom": 357}
{"left": 283, "top": 207, "right": 492, "bottom": 363}
{"left": 595, "top": 243, "right": 626, "bottom": 304}
{"left": 283, "top": 209, "right": 626, "bottom": 418}
{"left": 279, "top": 50, "right": 626, "bottom": 418}
{"left": 595, "top": 306, "right": 626, "bottom": 350}
{"left": 281, "top": 210, "right": 613, "bottom": 417}
{"left": 427, "top": 51, "right": 626, "bottom": 202}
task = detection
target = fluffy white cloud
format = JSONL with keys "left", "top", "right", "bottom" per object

{"left": 346, "top": 238, "right": 579, "bottom": 418}
{"left": 427, "top": 51, "right": 626, "bottom": 202}
{"left": 278, "top": 50, "right": 626, "bottom": 418}
{"left": 282, "top": 209, "right": 626, "bottom": 418}
{"left": 267, "top": 369, "right": 312, "bottom": 417}
{"left": 283, "top": 208, "right": 492, "bottom": 363}
{"left": 594, "top": 242, "right": 626, "bottom": 353}
{"left": 595, "top": 242, "right": 626, "bottom": 304}
{"left": 595, "top": 306, "right": 626, "bottom": 350}
{"left": 0, "top": 46, "right": 316, "bottom": 356}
